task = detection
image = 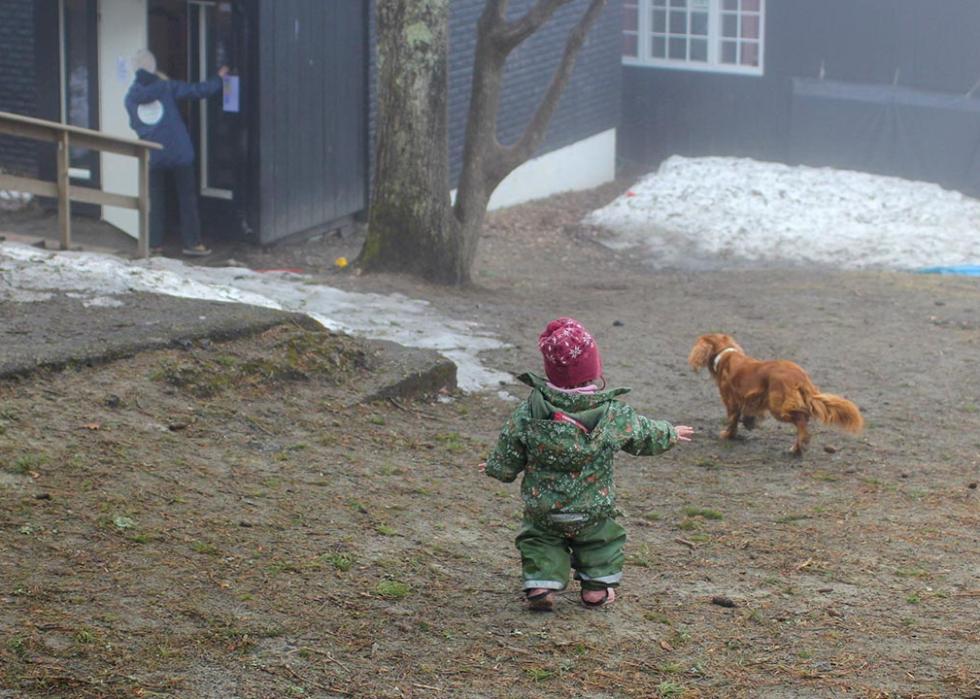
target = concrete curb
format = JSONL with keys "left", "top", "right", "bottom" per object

{"left": 358, "top": 339, "right": 458, "bottom": 404}
{"left": 0, "top": 292, "right": 458, "bottom": 402}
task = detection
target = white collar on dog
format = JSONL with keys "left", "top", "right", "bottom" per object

{"left": 712, "top": 347, "right": 738, "bottom": 372}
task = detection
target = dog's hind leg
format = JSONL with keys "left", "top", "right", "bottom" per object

{"left": 789, "top": 412, "right": 810, "bottom": 456}
{"left": 741, "top": 415, "right": 757, "bottom": 430}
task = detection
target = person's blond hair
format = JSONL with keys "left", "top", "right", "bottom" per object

{"left": 132, "top": 49, "right": 157, "bottom": 74}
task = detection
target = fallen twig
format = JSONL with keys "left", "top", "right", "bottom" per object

{"left": 495, "top": 641, "right": 535, "bottom": 657}
{"left": 256, "top": 664, "right": 350, "bottom": 696}
{"left": 388, "top": 397, "right": 414, "bottom": 413}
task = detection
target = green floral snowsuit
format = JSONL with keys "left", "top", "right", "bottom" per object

{"left": 485, "top": 372, "right": 677, "bottom": 591}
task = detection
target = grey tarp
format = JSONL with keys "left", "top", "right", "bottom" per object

{"left": 790, "top": 78, "right": 980, "bottom": 197}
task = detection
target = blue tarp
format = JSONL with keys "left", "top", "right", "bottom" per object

{"left": 917, "top": 265, "right": 980, "bottom": 276}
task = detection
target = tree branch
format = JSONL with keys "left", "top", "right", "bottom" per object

{"left": 485, "top": 0, "right": 510, "bottom": 22}
{"left": 496, "top": 0, "right": 575, "bottom": 51}
{"left": 492, "top": 0, "right": 607, "bottom": 184}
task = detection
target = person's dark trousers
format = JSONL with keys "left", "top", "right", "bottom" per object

{"left": 149, "top": 164, "right": 203, "bottom": 249}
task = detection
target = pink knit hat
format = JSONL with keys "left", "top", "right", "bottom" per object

{"left": 538, "top": 317, "right": 603, "bottom": 389}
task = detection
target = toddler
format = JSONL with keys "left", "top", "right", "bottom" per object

{"left": 482, "top": 318, "right": 693, "bottom": 611}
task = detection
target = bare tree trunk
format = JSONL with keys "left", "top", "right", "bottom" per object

{"left": 358, "top": 0, "right": 466, "bottom": 285}
{"left": 454, "top": 0, "right": 607, "bottom": 280}
{"left": 360, "top": 0, "right": 607, "bottom": 286}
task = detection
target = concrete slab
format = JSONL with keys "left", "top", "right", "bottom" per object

{"left": 0, "top": 292, "right": 314, "bottom": 378}
{"left": 0, "top": 292, "right": 456, "bottom": 401}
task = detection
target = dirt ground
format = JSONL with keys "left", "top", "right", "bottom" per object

{"left": 1, "top": 184, "right": 979, "bottom": 699}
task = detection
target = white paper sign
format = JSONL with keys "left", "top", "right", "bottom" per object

{"left": 116, "top": 56, "right": 130, "bottom": 85}
{"left": 222, "top": 75, "right": 240, "bottom": 113}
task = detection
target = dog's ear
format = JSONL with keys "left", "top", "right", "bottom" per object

{"left": 688, "top": 337, "right": 713, "bottom": 372}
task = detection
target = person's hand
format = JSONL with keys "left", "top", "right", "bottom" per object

{"left": 675, "top": 425, "right": 694, "bottom": 442}
{"left": 217, "top": 66, "right": 230, "bottom": 78}
{"left": 478, "top": 462, "right": 487, "bottom": 473}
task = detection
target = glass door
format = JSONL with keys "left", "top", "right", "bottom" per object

{"left": 188, "top": 0, "right": 239, "bottom": 202}
{"left": 59, "top": 0, "right": 100, "bottom": 184}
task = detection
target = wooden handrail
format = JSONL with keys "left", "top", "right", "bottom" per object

{"left": 0, "top": 110, "right": 162, "bottom": 257}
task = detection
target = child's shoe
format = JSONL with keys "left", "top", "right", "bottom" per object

{"left": 526, "top": 588, "right": 556, "bottom": 612}
{"left": 581, "top": 587, "right": 615, "bottom": 608}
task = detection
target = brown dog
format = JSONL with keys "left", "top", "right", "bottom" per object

{"left": 688, "top": 333, "right": 863, "bottom": 455}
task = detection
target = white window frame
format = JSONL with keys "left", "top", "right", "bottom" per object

{"left": 623, "top": 0, "right": 765, "bottom": 77}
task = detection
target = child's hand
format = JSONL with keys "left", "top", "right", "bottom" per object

{"left": 675, "top": 425, "right": 694, "bottom": 442}
{"left": 478, "top": 462, "right": 487, "bottom": 473}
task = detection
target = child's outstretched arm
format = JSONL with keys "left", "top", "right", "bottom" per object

{"left": 619, "top": 404, "right": 693, "bottom": 455}
{"left": 482, "top": 405, "right": 529, "bottom": 483}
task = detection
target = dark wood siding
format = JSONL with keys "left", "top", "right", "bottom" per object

{"left": 620, "top": 0, "right": 980, "bottom": 179}
{"left": 257, "top": 0, "right": 367, "bottom": 244}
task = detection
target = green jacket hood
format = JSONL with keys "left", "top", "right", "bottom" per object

{"left": 517, "top": 371, "right": 630, "bottom": 412}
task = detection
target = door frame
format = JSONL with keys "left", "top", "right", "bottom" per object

{"left": 186, "top": 0, "right": 253, "bottom": 239}
{"left": 35, "top": 0, "right": 102, "bottom": 215}
{"left": 188, "top": 0, "right": 233, "bottom": 201}
{"left": 58, "top": 0, "right": 102, "bottom": 187}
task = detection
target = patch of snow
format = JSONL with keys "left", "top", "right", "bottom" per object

{"left": 0, "top": 190, "right": 33, "bottom": 211}
{"left": 81, "top": 295, "right": 126, "bottom": 308}
{"left": 586, "top": 156, "right": 980, "bottom": 270}
{"left": 3, "top": 289, "right": 53, "bottom": 303}
{"left": 0, "top": 243, "right": 510, "bottom": 392}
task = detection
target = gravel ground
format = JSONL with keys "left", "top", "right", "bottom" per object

{"left": 1, "top": 184, "right": 978, "bottom": 698}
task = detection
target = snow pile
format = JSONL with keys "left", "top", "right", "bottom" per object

{"left": 0, "top": 243, "right": 510, "bottom": 393}
{"left": 0, "top": 190, "right": 32, "bottom": 212}
{"left": 586, "top": 156, "right": 980, "bottom": 270}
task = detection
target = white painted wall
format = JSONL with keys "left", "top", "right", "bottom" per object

{"left": 451, "top": 128, "right": 616, "bottom": 212}
{"left": 98, "top": 0, "right": 147, "bottom": 238}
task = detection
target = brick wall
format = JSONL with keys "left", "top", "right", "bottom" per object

{"left": 0, "top": 0, "right": 38, "bottom": 176}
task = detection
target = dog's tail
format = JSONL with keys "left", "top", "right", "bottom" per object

{"left": 808, "top": 392, "right": 864, "bottom": 433}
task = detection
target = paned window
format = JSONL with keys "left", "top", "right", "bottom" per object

{"left": 623, "top": 0, "right": 764, "bottom": 75}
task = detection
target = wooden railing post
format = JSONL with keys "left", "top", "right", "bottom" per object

{"left": 0, "top": 111, "right": 161, "bottom": 254}
{"left": 137, "top": 150, "right": 151, "bottom": 258}
{"left": 57, "top": 131, "right": 71, "bottom": 250}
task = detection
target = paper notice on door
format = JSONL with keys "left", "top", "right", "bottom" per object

{"left": 222, "top": 75, "right": 240, "bottom": 113}
{"left": 116, "top": 56, "right": 130, "bottom": 85}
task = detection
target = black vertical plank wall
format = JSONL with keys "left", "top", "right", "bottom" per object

{"left": 257, "top": 0, "right": 367, "bottom": 244}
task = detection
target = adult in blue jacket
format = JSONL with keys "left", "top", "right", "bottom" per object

{"left": 124, "top": 50, "right": 227, "bottom": 256}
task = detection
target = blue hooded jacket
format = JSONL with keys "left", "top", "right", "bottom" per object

{"left": 124, "top": 69, "right": 222, "bottom": 169}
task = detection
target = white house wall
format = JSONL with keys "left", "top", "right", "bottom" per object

{"left": 97, "top": 0, "right": 146, "bottom": 238}
{"left": 488, "top": 128, "right": 616, "bottom": 210}
{"left": 452, "top": 128, "right": 617, "bottom": 212}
